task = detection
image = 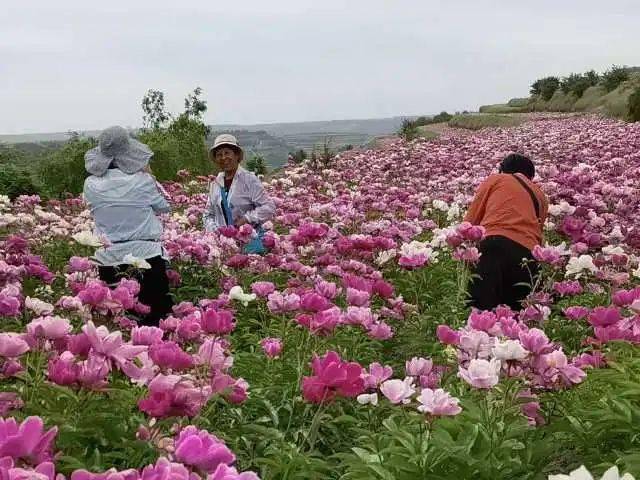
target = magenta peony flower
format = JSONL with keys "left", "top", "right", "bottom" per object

{"left": 0, "top": 416, "right": 58, "bottom": 464}
{"left": 201, "top": 309, "right": 235, "bottom": 335}
{"left": 260, "top": 338, "right": 283, "bottom": 358}
{"left": 587, "top": 306, "right": 622, "bottom": 327}
{"left": 468, "top": 310, "right": 498, "bottom": 332}
{"left": 148, "top": 341, "right": 194, "bottom": 371}
{"left": 300, "top": 292, "right": 332, "bottom": 312}
{"left": 76, "top": 281, "right": 110, "bottom": 306}
{"left": 47, "top": 351, "right": 79, "bottom": 386}
{"left": 436, "top": 325, "right": 461, "bottom": 345}
{"left": 0, "top": 293, "right": 21, "bottom": 317}
{"left": 301, "top": 351, "right": 364, "bottom": 404}
{"left": 563, "top": 306, "right": 590, "bottom": 321}
{"left": 174, "top": 426, "right": 235, "bottom": 473}
{"left": 416, "top": 388, "right": 462, "bottom": 416}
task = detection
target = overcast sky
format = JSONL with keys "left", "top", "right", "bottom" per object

{"left": 1, "top": 0, "right": 639, "bottom": 134}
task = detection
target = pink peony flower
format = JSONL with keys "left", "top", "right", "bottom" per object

{"left": 26, "top": 316, "right": 72, "bottom": 340}
{"left": 436, "top": 325, "right": 461, "bottom": 345}
{"left": 380, "top": 378, "right": 415, "bottom": 404}
{"left": 47, "top": 351, "right": 79, "bottom": 386}
{"left": 587, "top": 306, "right": 621, "bottom": 327}
{"left": 563, "top": 306, "right": 590, "bottom": 321}
{"left": 174, "top": 426, "right": 235, "bottom": 473}
{"left": 301, "top": 351, "right": 364, "bottom": 404}
{"left": 0, "top": 416, "right": 58, "bottom": 464}
{"left": 260, "top": 338, "right": 283, "bottom": 358}
{"left": 362, "top": 362, "right": 393, "bottom": 389}
{"left": 131, "top": 326, "right": 164, "bottom": 346}
{"left": 458, "top": 358, "right": 501, "bottom": 389}
{"left": 148, "top": 341, "right": 194, "bottom": 371}
{"left": 250, "top": 281, "right": 276, "bottom": 297}
{"left": 405, "top": 357, "right": 433, "bottom": 377}
{"left": 0, "top": 333, "right": 30, "bottom": 358}
{"left": 201, "top": 309, "right": 235, "bottom": 335}
{"left": 416, "top": 388, "right": 462, "bottom": 416}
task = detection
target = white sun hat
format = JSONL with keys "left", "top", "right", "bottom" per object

{"left": 84, "top": 126, "right": 153, "bottom": 176}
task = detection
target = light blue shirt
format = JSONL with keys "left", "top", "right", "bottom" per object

{"left": 203, "top": 167, "right": 275, "bottom": 231}
{"left": 83, "top": 169, "right": 170, "bottom": 266}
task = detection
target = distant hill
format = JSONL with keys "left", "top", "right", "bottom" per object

{"left": 1, "top": 116, "right": 410, "bottom": 169}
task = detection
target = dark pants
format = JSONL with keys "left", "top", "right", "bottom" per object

{"left": 467, "top": 235, "right": 538, "bottom": 312}
{"left": 98, "top": 255, "right": 173, "bottom": 326}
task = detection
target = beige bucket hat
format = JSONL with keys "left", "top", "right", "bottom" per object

{"left": 209, "top": 134, "right": 243, "bottom": 158}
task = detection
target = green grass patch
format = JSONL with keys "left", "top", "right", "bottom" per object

{"left": 447, "top": 114, "right": 524, "bottom": 130}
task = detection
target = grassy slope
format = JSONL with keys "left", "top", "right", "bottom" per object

{"left": 480, "top": 73, "right": 640, "bottom": 120}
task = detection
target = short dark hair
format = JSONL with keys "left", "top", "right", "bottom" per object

{"left": 499, "top": 153, "right": 535, "bottom": 179}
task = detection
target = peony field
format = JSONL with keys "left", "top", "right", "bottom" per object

{"left": 2, "top": 113, "right": 640, "bottom": 479}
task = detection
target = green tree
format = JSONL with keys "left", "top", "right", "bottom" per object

{"left": 629, "top": 86, "right": 640, "bottom": 122}
{"left": 37, "top": 135, "right": 97, "bottom": 198}
{"left": 530, "top": 77, "right": 560, "bottom": 101}
{"left": 246, "top": 154, "right": 268, "bottom": 176}
{"left": 398, "top": 118, "right": 419, "bottom": 140}
{"left": 601, "top": 65, "right": 630, "bottom": 92}
{"left": 137, "top": 88, "right": 210, "bottom": 181}
{"left": 141, "top": 89, "right": 171, "bottom": 130}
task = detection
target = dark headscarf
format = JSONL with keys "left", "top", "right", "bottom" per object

{"left": 499, "top": 153, "right": 535, "bottom": 180}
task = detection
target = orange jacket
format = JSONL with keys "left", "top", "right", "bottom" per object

{"left": 464, "top": 173, "right": 549, "bottom": 251}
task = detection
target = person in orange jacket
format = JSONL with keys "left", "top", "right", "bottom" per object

{"left": 464, "top": 153, "right": 549, "bottom": 311}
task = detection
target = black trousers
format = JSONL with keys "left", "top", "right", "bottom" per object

{"left": 98, "top": 255, "right": 173, "bottom": 326}
{"left": 467, "top": 235, "right": 538, "bottom": 312}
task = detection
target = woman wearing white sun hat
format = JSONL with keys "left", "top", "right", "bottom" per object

{"left": 203, "top": 134, "right": 275, "bottom": 253}
{"left": 83, "top": 126, "right": 173, "bottom": 325}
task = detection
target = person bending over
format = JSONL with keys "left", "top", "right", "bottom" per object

{"left": 465, "top": 153, "right": 549, "bottom": 311}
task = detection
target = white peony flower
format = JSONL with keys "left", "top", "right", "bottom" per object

{"left": 602, "top": 245, "right": 625, "bottom": 256}
{"left": 548, "top": 201, "right": 576, "bottom": 217}
{"left": 25, "top": 297, "right": 55, "bottom": 316}
{"left": 548, "top": 465, "right": 635, "bottom": 480}
{"left": 432, "top": 199, "right": 449, "bottom": 212}
{"left": 229, "top": 286, "right": 256, "bottom": 306}
{"left": 565, "top": 255, "right": 598, "bottom": 278}
{"left": 492, "top": 339, "right": 528, "bottom": 361}
{"left": 356, "top": 393, "right": 379, "bottom": 406}
{"left": 375, "top": 249, "right": 397, "bottom": 266}
{"left": 72, "top": 230, "right": 103, "bottom": 247}
{"left": 122, "top": 254, "right": 151, "bottom": 269}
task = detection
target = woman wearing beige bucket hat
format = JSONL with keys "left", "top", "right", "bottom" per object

{"left": 203, "top": 134, "right": 275, "bottom": 253}
{"left": 83, "top": 126, "right": 174, "bottom": 325}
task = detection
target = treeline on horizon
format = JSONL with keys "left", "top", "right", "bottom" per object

{"left": 482, "top": 64, "right": 640, "bottom": 121}
{"left": 0, "top": 88, "right": 279, "bottom": 200}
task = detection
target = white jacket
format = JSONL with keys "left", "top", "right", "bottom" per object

{"left": 203, "top": 167, "right": 275, "bottom": 232}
